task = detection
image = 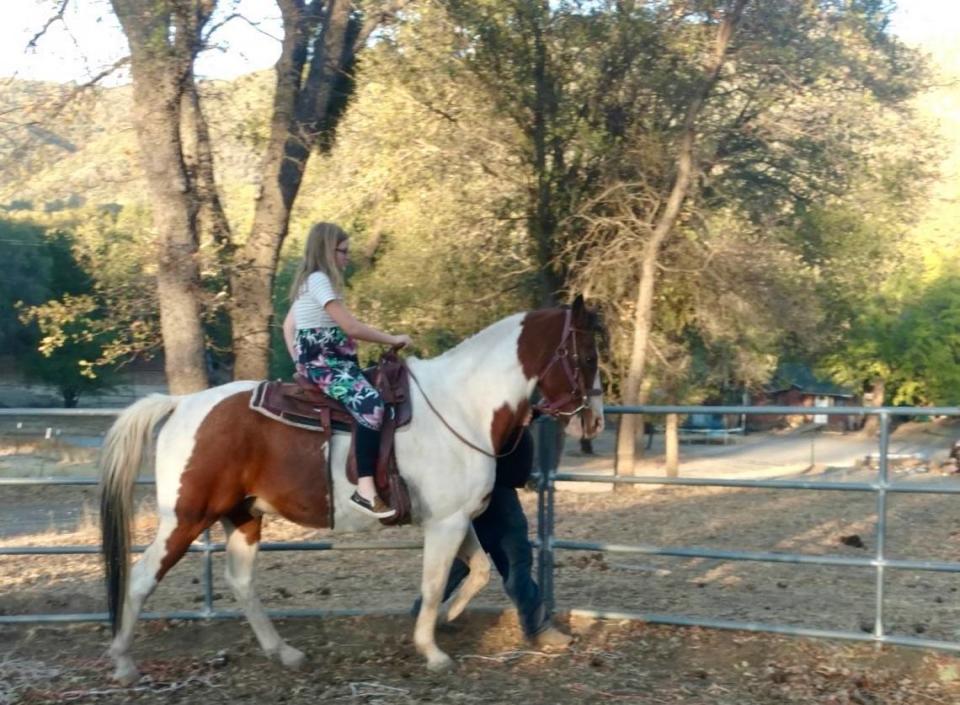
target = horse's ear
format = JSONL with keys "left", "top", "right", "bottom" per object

{"left": 572, "top": 294, "right": 585, "bottom": 315}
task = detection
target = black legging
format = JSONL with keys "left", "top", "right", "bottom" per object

{"left": 355, "top": 424, "right": 381, "bottom": 478}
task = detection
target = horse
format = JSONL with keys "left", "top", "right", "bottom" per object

{"left": 99, "top": 296, "right": 604, "bottom": 684}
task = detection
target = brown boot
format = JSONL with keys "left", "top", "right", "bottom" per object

{"left": 349, "top": 491, "right": 396, "bottom": 519}
{"left": 531, "top": 625, "right": 573, "bottom": 650}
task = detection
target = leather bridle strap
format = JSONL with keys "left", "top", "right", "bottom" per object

{"left": 405, "top": 363, "right": 529, "bottom": 459}
{"left": 533, "top": 308, "right": 594, "bottom": 418}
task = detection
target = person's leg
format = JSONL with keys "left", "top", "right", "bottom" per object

{"left": 473, "top": 487, "right": 549, "bottom": 638}
{"left": 305, "top": 353, "right": 391, "bottom": 517}
{"left": 354, "top": 423, "right": 382, "bottom": 500}
{"left": 349, "top": 408, "right": 392, "bottom": 517}
{"left": 340, "top": 372, "right": 383, "bottom": 458}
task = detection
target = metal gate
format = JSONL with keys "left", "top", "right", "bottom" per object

{"left": 537, "top": 404, "right": 960, "bottom": 653}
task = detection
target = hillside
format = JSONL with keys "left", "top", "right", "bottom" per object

{"left": 0, "top": 71, "right": 274, "bottom": 213}
{"left": 907, "top": 37, "right": 960, "bottom": 274}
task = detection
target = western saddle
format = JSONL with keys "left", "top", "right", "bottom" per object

{"left": 249, "top": 350, "right": 413, "bottom": 525}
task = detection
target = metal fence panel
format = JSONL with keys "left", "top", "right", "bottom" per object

{"left": 3, "top": 404, "right": 960, "bottom": 653}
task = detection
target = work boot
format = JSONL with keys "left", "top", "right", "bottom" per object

{"left": 531, "top": 625, "right": 573, "bottom": 650}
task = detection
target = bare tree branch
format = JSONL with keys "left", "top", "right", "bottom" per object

{"left": 27, "top": 0, "right": 71, "bottom": 51}
{"left": 204, "top": 11, "right": 283, "bottom": 45}
{"left": 354, "top": 0, "right": 413, "bottom": 54}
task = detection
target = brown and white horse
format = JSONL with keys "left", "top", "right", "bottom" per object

{"left": 100, "top": 297, "right": 604, "bottom": 684}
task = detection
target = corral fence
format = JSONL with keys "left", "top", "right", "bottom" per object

{"left": 2, "top": 404, "right": 960, "bottom": 653}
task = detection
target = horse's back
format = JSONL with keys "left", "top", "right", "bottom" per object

{"left": 152, "top": 382, "right": 256, "bottom": 499}
{"left": 154, "top": 381, "right": 335, "bottom": 528}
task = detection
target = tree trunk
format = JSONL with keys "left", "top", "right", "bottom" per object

{"left": 614, "top": 0, "right": 747, "bottom": 474}
{"left": 861, "top": 377, "right": 886, "bottom": 436}
{"left": 135, "top": 85, "right": 209, "bottom": 393}
{"left": 529, "top": 0, "right": 563, "bottom": 306}
{"left": 231, "top": 0, "right": 355, "bottom": 380}
{"left": 614, "top": 241, "right": 659, "bottom": 478}
{"left": 180, "top": 81, "right": 233, "bottom": 249}
{"left": 112, "top": 0, "right": 210, "bottom": 394}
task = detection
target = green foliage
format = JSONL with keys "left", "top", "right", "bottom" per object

{"left": 822, "top": 266, "right": 960, "bottom": 406}
{"left": 0, "top": 219, "right": 54, "bottom": 355}
{"left": 276, "top": 8, "right": 538, "bottom": 367}
{"left": 554, "top": 1, "right": 934, "bottom": 402}
{"left": 3, "top": 1, "right": 955, "bottom": 409}
{"left": 1, "top": 216, "right": 118, "bottom": 406}
{"left": 269, "top": 256, "right": 298, "bottom": 380}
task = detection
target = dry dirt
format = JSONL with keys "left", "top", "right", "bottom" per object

{"left": 3, "top": 418, "right": 960, "bottom": 703}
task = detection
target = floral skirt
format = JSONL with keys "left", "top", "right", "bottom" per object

{"left": 295, "top": 326, "right": 384, "bottom": 430}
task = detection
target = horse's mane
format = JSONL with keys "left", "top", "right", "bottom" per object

{"left": 411, "top": 302, "right": 604, "bottom": 368}
{"left": 422, "top": 312, "right": 525, "bottom": 364}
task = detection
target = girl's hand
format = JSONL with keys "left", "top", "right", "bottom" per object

{"left": 392, "top": 334, "right": 413, "bottom": 349}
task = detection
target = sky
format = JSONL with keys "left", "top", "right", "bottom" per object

{"left": 1, "top": 0, "right": 283, "bottom": 84}
{"left": 1, "top": 0, "right": 958, "bottom": 85}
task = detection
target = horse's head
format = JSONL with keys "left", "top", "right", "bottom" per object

{"left": 518, "top": 295, "right": 605, "bottom": 440}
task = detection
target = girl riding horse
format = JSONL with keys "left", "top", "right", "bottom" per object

{"left": 100, "top": 296, "right": 604, "bottom": 684}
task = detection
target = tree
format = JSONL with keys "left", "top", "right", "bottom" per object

{"left": 109, "top": 0, "right": 215, "bottom": 393}
{"left": 0, "top": 219, "right": 52, "bottom": 357}
{"left": 230, "top": 0, "right": 366, "bottom": 378}
{"left": 274, "top": 4, "right": 539, "bottom": 358}
{"left": 610, "top": 1, "right": 746, "bottom": 474}
{"left": 82, "top": 0, "right": 403, "bottom": 385}
{"left": 557, "top": 0, "right": 929, "bottom": 470}
{"left": 5, "top": 220, "right": 118, "bottom": 406}
{"left": 822, "top": 266, "right": 960, "bottom": 410}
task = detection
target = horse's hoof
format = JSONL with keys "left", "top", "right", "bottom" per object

{"left": 278, "top": 644, "right": 306, "bottom": 669}
{"left": 426, "top": 652, "right": 455, "bottom": 672}
{"left": 112, "top": 662, "right": 140, "bottom": 686}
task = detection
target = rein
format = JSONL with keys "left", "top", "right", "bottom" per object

{"left": 405, "top": 364, "right": 529, "bottom": 459}
{"left": 402, "top": 307, "right": 597, "bottom": 458}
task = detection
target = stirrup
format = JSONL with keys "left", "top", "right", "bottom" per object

{"left": 349, "top": 491, "right": 397, "bottom": 519}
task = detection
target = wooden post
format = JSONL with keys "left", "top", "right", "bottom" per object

{"left": 665, "top": 413, "right": 679, "bottom": 478}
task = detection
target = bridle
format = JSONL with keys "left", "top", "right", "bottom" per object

{"left": 531, "top": 307, "right": 602, "bottom": 419}
{"left": 405, "top": 307, "right": 601, "bottom": 458}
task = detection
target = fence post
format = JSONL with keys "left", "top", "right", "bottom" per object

{"left": 535, "top": 416, "right": 561, "bottom": 614}
{"left": 873, "top": 411, "right": 891, "bottom": 642}
{"left": 202, "top": 528, "right": 215, "bottom": 618}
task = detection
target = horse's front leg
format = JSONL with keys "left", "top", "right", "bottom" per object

{"left": 416, "top": 514, "right": 470, "bottom": 671}
{"left": 441, "top": 526, "right": 490, "bottom": 624}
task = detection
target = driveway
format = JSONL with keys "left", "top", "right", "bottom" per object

{"left": 556, "top": 418, "right": 959, "bottom": 488}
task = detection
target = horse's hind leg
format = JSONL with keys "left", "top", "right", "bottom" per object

{"left": 441, "top": 526, "right": 490, "bottom": 624}
{"left": 109, "top": 516, "right": 203, "bottom": 684}
{"left": 416, "top": 514, "right": 470, "bottom": 671}
{"left": 221, "top": 511, "right": 305, "bottom": 669}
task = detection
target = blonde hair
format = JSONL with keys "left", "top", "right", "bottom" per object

{"left": 289, "top": 222, "right": 349, "bottom": 301}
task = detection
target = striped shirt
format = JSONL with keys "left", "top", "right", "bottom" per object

{"left": 292, "top": 271, "right": 340, "bottom": 329}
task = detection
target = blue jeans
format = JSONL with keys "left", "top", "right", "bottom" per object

{"left": 414, "top": 485, "right": 549, "bottom": 637}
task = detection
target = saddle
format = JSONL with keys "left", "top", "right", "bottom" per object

{"left": 249, "top": 350, "right": 414, "bottom": 525}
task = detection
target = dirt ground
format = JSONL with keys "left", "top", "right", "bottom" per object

{"left": 5, "top": 614, "right": 960, "bottom": 705}
{"left": 3, "top": 418, "right": 960, "bottom": 703}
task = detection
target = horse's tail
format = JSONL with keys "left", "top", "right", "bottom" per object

{"left": 100, "top": 393, "right": 181, "bottom": 634}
